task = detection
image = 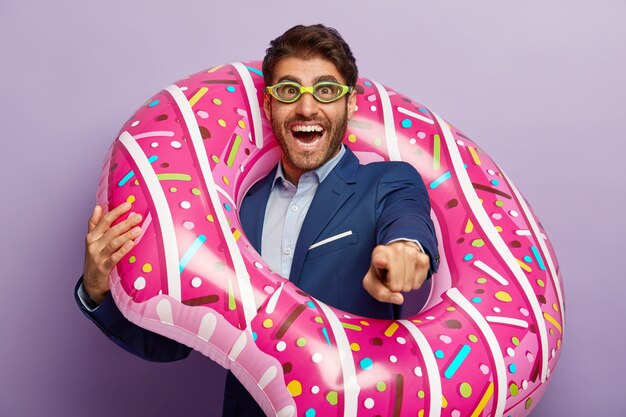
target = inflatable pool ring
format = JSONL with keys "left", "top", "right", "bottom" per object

{"left": 98, "top": 61, "right": 564, "bottom": 417}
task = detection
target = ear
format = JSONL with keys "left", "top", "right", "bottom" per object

{"left": 263, "top": 93, "right": 272, "bottom": 121}
{"left": 346, "top": 90, "right": 357, "bottom": 120}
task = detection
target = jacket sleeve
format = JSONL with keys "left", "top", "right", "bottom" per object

{"left": 74, "top": 276, "right": 192, "bottom": 362}
{"left": 375, "top": 162, "right": 440, "bottom": 278}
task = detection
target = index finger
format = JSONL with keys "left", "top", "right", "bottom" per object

{"left": 91, "top": 202, "right": 132, "bottom": 235}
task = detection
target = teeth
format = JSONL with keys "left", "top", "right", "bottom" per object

{"left": 292, "top": 125, "right": 323, "bottom": 133}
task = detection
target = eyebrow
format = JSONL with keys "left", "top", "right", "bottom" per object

{"left": 276, "top": 74, "right": 341, "bottom": 84}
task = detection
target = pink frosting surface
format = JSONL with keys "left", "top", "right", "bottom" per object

{"left": 98, "top": 61, "right": 565, "bottom": 417}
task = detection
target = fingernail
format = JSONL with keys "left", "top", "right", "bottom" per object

{"left": 122, "top": 202, "right": 131, "bottom": 209}
{"left": 133, "top": 213, "right": 142, "bottom": 221}
{"left": 131, "top": 227, "right": 141, "bottom": 236}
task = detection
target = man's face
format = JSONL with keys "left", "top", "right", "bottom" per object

{"left": 263, "top": 56, "right": 357, "bottom": 183}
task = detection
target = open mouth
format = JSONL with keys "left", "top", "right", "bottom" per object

{"left": 291, "top": 124, "right": 324, "bottom": 149}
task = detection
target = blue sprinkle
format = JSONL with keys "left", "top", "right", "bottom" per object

{"left": 464, "top": 253, "right": 474, "bottom": 261}
{"left": 472, "top": 297, "right": 482, "bottom": 303}
{"left": 491, "top": 179, "right": 500, "bottom": 186}
{"left": 246, "top": 66, "right": 263, "bottom": 77}
{"left": 364, "top": 81, "right": 372, "bottom": 86}
{"left": 360, "top": 357, "right": 373, "bottom": 370}
{"left": 429, "top": 171, "right": 452, "bottom": 189}
{"left": 252, "top": 332, "right": 257, "bottom": 342}
{"left": 435, "top": 350, "right": 445, "bottom": 359}
{"left": 148, "top": 99, "right": 160, "bottom": 107}
{"left": 224, "top": 203, "right": 231, "bottom": 211}
{"left": 147, "top": 155, "right": 158, "bottom": 163}
{"left": 509, "top": 363, "right": 517, "bottom": 374}
{"left": 418, "top": 107, "right": 429, "bottom": 114}
{"left": 523, "top": 255, "right": 533, "bottom": 263}
{"left": 226, "top": 86, "right": 236, "bottom": 92}
{"left": 305, "top": 409, "right": 316, "bottom": 417}
{"left": 401, "top": 118, "right": 412, "bottom": 128}
{"left": 306, "top": 301, "right": 316, "bottom": 309}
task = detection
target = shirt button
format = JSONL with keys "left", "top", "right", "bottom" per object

{"left": 291, "top": 205, "right": 298, "bottom": 212}
{"left": 284, "top": 248, "right": 291, "bottom": 255}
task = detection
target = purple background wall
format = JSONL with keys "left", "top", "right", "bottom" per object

{"left": 1, "top": 0, "right": 624, "bottom": 416}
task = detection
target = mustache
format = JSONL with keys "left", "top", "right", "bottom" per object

{"left": 285, "top": 116, "right": 328, "bottom": 126}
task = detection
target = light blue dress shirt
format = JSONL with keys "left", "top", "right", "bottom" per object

{"left": 261, "top": 146, "right": 346, "bottom": 278}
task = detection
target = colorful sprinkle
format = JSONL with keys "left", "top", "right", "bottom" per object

{"left": 360, "top": 358, "right": 373, "bottom": 370}
{"left": 326, "top": 391, "right": 338, "bottom": 405}
{"left": 287, "top": 380, "right": 302, "bottom": 397}
{"left": 429, "top": 171, "right": 452, "bottom": 189}
{"left": 459, "top": 382, "right": 472, "bottom": 398}
{"left": 141, "top": 263, "right": 152, "bottom": 273}
{"left": 401, "top": 119, "right": 412, "bottom": 128}
{"left": 435, "top": 350, "right": 445, "bottom": 359}
{"left": 226, "top": 86, "right": 236, "bottom": 92}
{"left": 376, "top": 382, "right": 386, "bottom": 392}
{"left": 179, "top": 234, "right": 207, "bottom": 273}
{"left": 495, "top": 291, "right": 513, "bottom": 302}
{"left": 433, "top": 134, "right": 441, "bottom": 170}
{"left": 464, "top": 253, "right": 474, "bottom": 261}
{"left": 444, "top": 345, "right": 471, "bottom": 379}
{"left": 148, "top": 99, "right": 159, "bottom": 107}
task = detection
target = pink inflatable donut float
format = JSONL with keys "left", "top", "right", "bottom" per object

{"left": 98, "top": 61, "right": 564, "bottom": 417}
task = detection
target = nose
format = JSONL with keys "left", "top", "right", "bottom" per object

{"left": 294, "top": 92, "right": 319, "bottom": 118}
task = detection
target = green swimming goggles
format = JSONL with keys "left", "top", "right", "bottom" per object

{"left": 265, "top": 81, "right": 354, "bottom": 104}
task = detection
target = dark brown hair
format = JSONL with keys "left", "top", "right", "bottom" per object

{"left": 262, "top": 24, "right": 358, "bottom": 87}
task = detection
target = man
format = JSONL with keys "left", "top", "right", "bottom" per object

{"left": 77, "top": 24, "right": 439, "bottom": 416}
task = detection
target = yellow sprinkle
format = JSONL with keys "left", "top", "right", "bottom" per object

{"left": 191, "top": 188, "right": 201, "bottom": 196}
{"left": 142, "top": 263, "right": 152, "bottom": 273}
{"left": 134, "top": 179, "right": 139, "bottom": 185}
{"left": 543, "top": 312, "right": 562, "bottom": 333}
{"left": 126, "top": 195, "right": 136, "bottom": 203}
{"left": 213, "top": 98, "right": 222, "bottom": 105}
{"left": 465, "top": 219, "right": 474, "bottom": 233}
{"left": 495, "top": 226, "right": 503, "bottom": 232}
{"left": 470, "top": 381, "right": 494, "bottom": 417}
{"left": 188, "top": 87, "right": 209, "bottom": 107}
{"left": 517, "top": 258, "right": 532, "bottom": 272}
{"left": 218, "top": 119, "right": 226, "bottom": 127}
{"left": 350, "top": 343, "right": 360, "bottom": 351}
{"left": 359, "top": 320, "right": 370, "bottom": 326}
{"left": 238, "top": 120, "right": 246, "bottom": 129}
{"left": 263, "top": 318, "right": 273, "bottom": 328}
{"left": 128, "top": 256, "right": 136, "bottom": 264}
{"left": 287, "top": 380, "right": 302, "bottom": 397}
{"left": 557, "top": 339, "right": 561, "bottom": 349}
{"left": 494, "top": 291, "right": 512, "bottom": 302}
{"left": 232, "top": 229, "right": 241, "bottom": 241}
{"left": 552, "top": 303, "right": 559, "bottom": 312}
{"left": 468, "top": 145, "right": 482, "bottom": 165}
{"left": 348, "top": 133, "right": 357, "bottom": 143}
{"left": 418, "top": 410, "right": 424, "bottom": 417}
{"left": 223, "top": 176, "right": 230, "bottom": 185}
{"left": 207, "top": 65, "right": 223, "bottom": 73}
{"left": 446, "top": 306, "right": 456, "bottom": 311}
{"left": 442, "top": 394, "right": 448, "bottom": 408}
{"left": 207, "top": 214, "right": 214, "bottom": 222}
{"left": 384, "top": 322, "right": 399, "bottom": 337}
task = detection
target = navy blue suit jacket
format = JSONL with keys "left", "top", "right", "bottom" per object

{"left": 75, "top": 147, "right": 439, "bottom": 416}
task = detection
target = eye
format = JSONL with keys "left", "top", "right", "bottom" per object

{"left": 276, "top": 83, "right": 300, "bottom": 100}
{"left": 316, "top": 83, "right": 340, "bottom": 99}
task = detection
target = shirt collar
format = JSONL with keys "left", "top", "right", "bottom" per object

{"left": 272, "top": 145, "right": 346, "bottom": 188}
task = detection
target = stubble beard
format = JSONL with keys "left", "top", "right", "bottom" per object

{"left": 271, "top": 103, "right": 349, "bottom": 174}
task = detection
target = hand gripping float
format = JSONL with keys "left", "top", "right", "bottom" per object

{"left": 98, "top": 61, "right": 564, "bottom": 417}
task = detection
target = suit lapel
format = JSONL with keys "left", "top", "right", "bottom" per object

{"left": 240, "top": 167, "right": 276, "bottom": 254}
{"left": 289, "top": 149, "right": 359, "bottom": 285}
